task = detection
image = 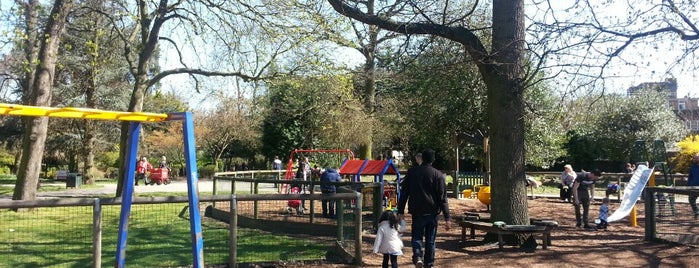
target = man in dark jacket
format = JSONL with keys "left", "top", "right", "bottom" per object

{"left": 397, "top": 149, "right": 451, "bottom": 268}
{"left": 688, "top": 153, "right": 699, "bottom": 216}
{"left": 320, "top": 168, "right": 342, "bottom": 218}
{"left": 572, "top": 169, "right": 602, "bottom": 229}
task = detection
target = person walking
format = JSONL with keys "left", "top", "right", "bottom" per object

{"left": 572, "top": 169, "right": 602, "bottom": 229}
{"left": 320, "top": 167, "right": 342, "bottom": 218}
{"left": 373, "top": 210, "right": 404, "bottom": 268}
{"left": 688, "top": 153, "right": 699, "bottom": 216}
{"left": 135, "top": 157, "right": 152, "bottom": 186}
{"left": 397, "top": 149, "right": 451, "bottom": 268}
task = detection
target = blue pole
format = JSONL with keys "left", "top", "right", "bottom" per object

{"left": 179, "top": 112, "right": 205, "bottom": 267}
{"left": 115, "top": 122, "right": 141, "bottom": 267}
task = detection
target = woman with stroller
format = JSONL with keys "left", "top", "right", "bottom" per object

{"left": 135, "top": 157, "right": 152, "bottom": 186}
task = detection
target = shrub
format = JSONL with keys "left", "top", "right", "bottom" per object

{"left": 671, "top": 135, "right": 699, "bottom": 173}
{"left": 198, "top": 164, "right": 217, "bottom": 178}
{"left": 96, "top": 151, "right": 120, "bottom": 168}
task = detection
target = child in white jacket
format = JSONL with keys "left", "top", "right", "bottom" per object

{"left": 373, "top": 210, "right": 404, "bottom": 268}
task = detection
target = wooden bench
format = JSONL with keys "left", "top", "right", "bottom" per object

{"left": 459, "top": 220, "right": 554, "bottom": 249}
{"left": 529, "top": 219, "right": 558, "bottom": 247}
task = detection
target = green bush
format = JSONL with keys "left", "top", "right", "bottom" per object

{"left": 96, "top": 151, "right": 120, "bottom": 168}
{"left": 0, "top": 167, "right": 11, "bottom": 175}
{"left": 44, "top": 168, "right": 58, "bottom": 179}
{"left": 0, "top": 150, "right": 13, "bottom": 167}
{"left": 198, "top": 164, "right": 217, "bottom": 178}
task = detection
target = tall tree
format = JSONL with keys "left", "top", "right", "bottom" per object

{"left": 260, "top": 74, "right": 367, "bottom": 160}
{"left": 53, "top": 0, "right": 130, "bottom": 184}
{"left": 102, "top": 0, "right": 311, "bottom": 196}
{"left": 197, "top": 93, "right": 259, "bottom": 171}
{"left": 379, "top": 37, "right": 489, "bottom": 169}
{"left": 13, "top": 0, "right": 74, "bottom": 201}
{"left": 566, "top": 88, "right": 687, "bottom": 169}
{"left": 327, "top": 0, "right": 531, "bottom": 231}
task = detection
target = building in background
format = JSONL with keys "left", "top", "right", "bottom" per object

{"left": 627, "top": 78, "right": 699, "bottom": 134}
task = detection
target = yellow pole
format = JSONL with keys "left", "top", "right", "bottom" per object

{"left": 630, "top": 206, "right": 637, "bottom": 227}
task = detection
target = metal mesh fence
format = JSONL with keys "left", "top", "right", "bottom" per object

{"left": 209, "top": 193, "right": 361, "bottom": 266}
{"left": 0, "top": 205, "right": 94, "bottom": 267}
{"left": 0, "top": 193, "right": 361, "bottom": 267}
{"left": 644, "top": 186, "right": 699, "bottom": 245}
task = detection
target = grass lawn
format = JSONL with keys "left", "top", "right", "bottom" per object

{"left": 0, "top": 201, "right": 328, "bottom": 267}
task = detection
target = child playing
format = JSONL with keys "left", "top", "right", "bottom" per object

{"left": 373, "top": 210, "right": 403, "bottom": 268}
{"left": 596, "top": 197, "right": 610, "bottom": 231}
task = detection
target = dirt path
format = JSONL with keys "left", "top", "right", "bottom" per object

{"left": 19, "top": 183, "right": 699, "bottom": 267}
{"left": 312, "top": 198, "right": 699, "bottom": 268}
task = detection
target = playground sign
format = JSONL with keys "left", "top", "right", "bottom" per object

{"left": 607, "top": 165, "right": 654, "bottom": 222}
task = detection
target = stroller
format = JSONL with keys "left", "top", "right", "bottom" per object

{"left": 286, "top": 183, "right": 305, "bottom": 215}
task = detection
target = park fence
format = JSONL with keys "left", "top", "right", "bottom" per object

{"left": 0, "top": 192, "right": 362, "bottom": 268}
{"left": 644, "top": 186, "right": 699, "bottom": 245}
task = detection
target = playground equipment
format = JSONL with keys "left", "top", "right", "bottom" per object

{"left": 339, "top": 158, "right": 401, "bottom": 230}
{"left": 281, "top": 149, "right": 355, "bottom": 193}
{"left": 0, "top": 103, "right": 204, "bottom": 268}
{"left": 632, "top": 139, "right": 673, "bottom": 186}
{"left": 477, "top": 185, "right": 491, "bottom": 208}
{"left": 608, "top": 164, "right": 654, "bottom": 222}
{"left": 339, "top": 158, "right": 401, "bottom": 205}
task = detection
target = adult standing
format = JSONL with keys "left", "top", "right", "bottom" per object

{"left": 559, "top": 164, "right": 576, "bottom": 202}
{"left": 302, "top": 157, "right": 311, "bottom": 181}
{"left": 571, "top": 169, "right": 602, "bottom": 229}
{"left": 687, "top": 153, "right": 699, "bottom": 216}
{"left": 272, "top": 156, "right": 283, "bottom": 171}
{"left": 135, "top": 157, "right": 152, "bottom": 186}
{"left": 320, "top": 167, "right": 342, "bottom": 218}
{"left": 272, "top": 156, "right": 283, "bottom": 186}
{"left": 414, "top": 152, "right": 423, "bottom": 166}
{"left": 397, "top": 149, "right": 451, "bottom": 268}
{"left": 293, "top": 159, "right": 308, "bottom": 209}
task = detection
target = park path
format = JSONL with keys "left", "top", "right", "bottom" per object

{"left": 27, "top": 179, "right": 279, "bottom": 198}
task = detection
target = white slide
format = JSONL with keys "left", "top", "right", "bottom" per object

{"left": 607, "top": 165, "right": 654, "bottom": 222}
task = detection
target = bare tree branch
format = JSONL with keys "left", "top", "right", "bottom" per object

{"left": 326, "top": 0, "right": 489, "bottom": 62}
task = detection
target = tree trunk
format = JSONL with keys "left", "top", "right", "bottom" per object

{"left": 13, "top": 0, "right": 39, "bottom": 176}
{"left": 357, "top": 2, "right": 379, "bottom": 160}
{"left": 20, "top": 0, "right": 39, "bottom": 104}
{"left": 115, "top": 0, "right": 167, "bottom": 197}
{"left": 326, "top": 0, "right": 530, "bottom": 245}
{"left": 358, "top": 49, "right": 375, "bottom": 160}
{"left": 115, "top": 82, "right": 148, "bottom": 197}
{"left": 486, "top": 0, "right": 528, "bottom": 226}
{"left": 82, "top": 121, "right": 95, "bottom": 184}
{"left": 81, "top": 15, "right": 102, "bottom": 184}
{"left": 13, "top": 0, "right": 75, "bottom": 201}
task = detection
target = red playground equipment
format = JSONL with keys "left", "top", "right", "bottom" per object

{"left": 280, "top": 149, "right": 355, "bottom": 194}
{"left": 338, "top": 158, "right": 402, "bottom": 208}
{"left": 148, "top": 168, "right": 171, "bottom": 185}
